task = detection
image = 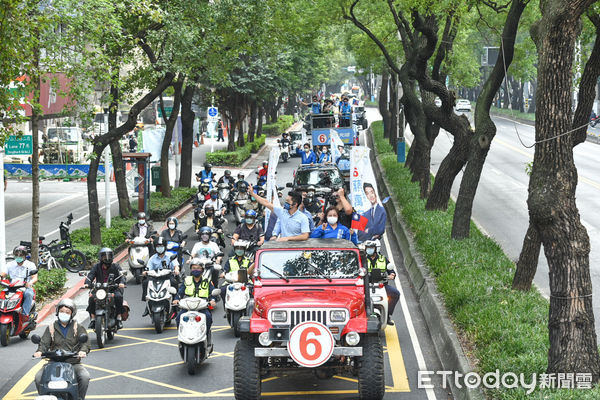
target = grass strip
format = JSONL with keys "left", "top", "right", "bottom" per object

{"left": 371, "top": 120, "right": 599, "bottom": 398}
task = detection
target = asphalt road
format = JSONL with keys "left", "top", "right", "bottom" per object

{"left": 1, "top": 122, "right": 451, "bottom": 400}
{"left": 399, "top": 108, "right": 600, "bottom": 336}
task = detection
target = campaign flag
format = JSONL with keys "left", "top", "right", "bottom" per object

{"left": 265, "top": 145, "right": 281, "bottom": 232}
{"left": 330, "top": 129, "right": 345, "bottom": 162}
{"left": 351, "top": 212, "right": 368, "bottom": 231}
{"left": 352, "top": 98, "right": 359, "bottom": 106}
{"left": 350, "top": 146, "right": 380, "bottom": 214}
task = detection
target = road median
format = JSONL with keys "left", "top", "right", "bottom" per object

{"left": 366, "top": 120, "right": 598, "bottom": 399}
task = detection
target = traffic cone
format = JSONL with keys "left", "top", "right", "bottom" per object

{"left": 200, "top": 134, "right": 204, "bottom": 145}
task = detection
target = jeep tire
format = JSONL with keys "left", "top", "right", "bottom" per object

{"left": 357, "top": 335, "right": 385, "bottom": 400}
{"left": 233, "top": 340, "right": 261, "bottom": 400}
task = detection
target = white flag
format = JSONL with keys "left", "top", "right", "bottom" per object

{"left": 265, "top": 145, "right": 281, "bottom": 232}
{"left": 330, "top": 129, "right": 345, "bottom": 163}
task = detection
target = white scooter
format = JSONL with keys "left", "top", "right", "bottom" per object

{"left": 177, "top": 288, "right": 221, "bottom": 375}
{"left": 223, "top": 269, "right": 251, "bottom": 337}
{"left": 368, "top": 268, "right": 389, "bottom": 330}
{"left": 145, "top": 267, "right": 177, "bottom": 334}
{"left": 277, "top": 139, "right": 290, "bottom": 162}
{"left": 125, "top": 232, "right": 155, "bottom": 284}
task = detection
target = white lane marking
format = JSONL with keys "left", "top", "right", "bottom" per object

{"left": 5, "top": 192, "right": 84, "bottom": 225}
{"left": 41, "top": 198, "right": 120, "bottom": 239}
{"left": 382, "top": 231, "right": 437, "bottom": 400}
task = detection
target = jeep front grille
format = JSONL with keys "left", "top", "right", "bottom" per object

{"left": 290, "top": 309, "right": 327, "bottom": 328}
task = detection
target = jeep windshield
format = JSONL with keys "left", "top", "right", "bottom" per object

{"left": 295, "top": 169, "right": 343, "bottom": 188}
{"left": 259, "top": 250, "right": 359, "bottom": 279}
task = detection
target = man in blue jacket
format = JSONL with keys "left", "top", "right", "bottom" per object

{"left": 357, "top": 183, "right": 387, "bottom": 242}
{"left": 296, "top": 143, "right": 317, "bottom": 164}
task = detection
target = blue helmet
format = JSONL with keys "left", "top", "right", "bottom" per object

{"left": 245, "top": 209, "right": 257, "bottom": 218}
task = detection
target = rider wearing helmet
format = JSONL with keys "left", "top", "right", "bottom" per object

{"left": 141, "top": 237, "right": 180, "bottom": 311}
{"left": 33, "top": 298, "right": 90, "bottom": 400}
{"left": 191, "top": 226, "right": 220, "bottom": 260}
{"left": 218, "top": 169, "right": 234, "bottom": 186}
{"left": 0, "top": 245, "right": 38, "bottom": 318}
{"left": 231, "top": 209, "right": 264, "bottom": 247}
{"left": 128, "top": 211, "right": 155, "bottom": 240}
{"left": 257, "top": 161, "right": 268, "bottom": 186}
{"left": 235, "top": 173, "right": 249, "bottom": 192}
{"left": 196, "top": 162, "right": 215, "bottom": 188}
{"left": 220, "top": 241, "right": 254, "bottom": 306}
{"left": 363, "top": 240, "right": 399, "bottom": 326}
{"left": 85, "top": 248, "right": 125, "bottom": 330}
{"left": 203, "top": 188, "right": 226, "bottom": 216}
{"left": 172, "top": 257, "right": 218, "bottom": 331}
{"left": 160, "top": 217, "right": 185, "bottom": 245}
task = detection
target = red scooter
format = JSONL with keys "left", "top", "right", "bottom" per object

{"left": 0, "top": 274, "right": 37, "bottom": 346}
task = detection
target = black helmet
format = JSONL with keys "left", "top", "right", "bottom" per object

{"left": 204, "top": 162, "right": 212, "bottom": 169}
{"left": 56, "top": 298, "right": 77, "bottom": 318}
{"left": 13, "top": 245, "right": 27, "bottom": 258}
{"left": 237, "top": 173, "right": 245, "bottom": 179}
{"left": 136, "top": 212, "right": 146, "bottom": 220}
{"left": 205, "top": 205, "right": 215, "bottom": 215}
{"left": 98, "top": 247, "right": 114, "bottom": 265}
{"left": 224, "top": 170, "right": 232, "bottom": 176}
{"left": 166, "top": 217, "right": 178, "bottom": 229}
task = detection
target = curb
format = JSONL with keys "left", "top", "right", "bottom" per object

{"left": 365, "top": 128, "right": 485, "bottom": 400}
{"left": 36, "top": 202, "right": 195, "bottom": 325}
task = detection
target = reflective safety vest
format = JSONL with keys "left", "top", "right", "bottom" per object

{"left": 184, "top": 276, "right": 209, "bottom": 298}
{"left": 367, "top": 255, "right": 387, "bottom": 272}
{"left": 229, "top": 257, "right": 250, "bottom": 273}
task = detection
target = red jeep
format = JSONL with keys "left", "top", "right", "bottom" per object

{"left": 233, "top": 239, "right": 384, "bottom": 400}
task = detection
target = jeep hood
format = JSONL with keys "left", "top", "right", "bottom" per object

{"left": 256, "top": 288, "right": 364, "bottom": 314}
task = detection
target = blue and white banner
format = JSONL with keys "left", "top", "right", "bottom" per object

{"left": 5, "top": 163, "right": 106, "bottom": 179}
{"left": 329, "top": 130, "right": 345, "bottom": 162}
{"left": 349, "top": 146, "right": 379, "bottom": 214}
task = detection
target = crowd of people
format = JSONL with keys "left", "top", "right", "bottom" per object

{"left": 301, "top": 95, "right": 354, "bottom": 128}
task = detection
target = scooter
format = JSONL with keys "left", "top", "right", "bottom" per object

{"left": 166, "top": 235, "right": 187, "bottom": 266}
{"left": 368, "top": 268, "right": 389, "bottom": 330}
{"left": 140, "top": 258, "right": 178, "bottom": 333}
{"left": 31, "top": 332, "right": 88, "bottom": 400}
{"left": 177, "top": 288, "right": 221, "bottom": 375}
{"left": 86, "top": 272, "right": 129, "bottom": 349}
{"left": 222, "top": 269, "right": 251, "bottom": 337}
{"left": 232, "top": 191, "right": 251, "bottom": 224}
{"left": 217, "top": 183, "right": 232, "bottom": 213}
{"left": 277, "top": 139, "right": 290, "bottom": 162}
{"left": 0, "top": 270, "right": 38, "bottom": 346}
{"left": 125, "top": 231, "right": 156, "bottom": 284}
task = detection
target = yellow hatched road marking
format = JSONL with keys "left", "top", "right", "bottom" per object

{"left": 385, "top": 324, "right": 411, "bottom": 392}
{"left": 3, "top": 360, "right": 45, "bottom": 400}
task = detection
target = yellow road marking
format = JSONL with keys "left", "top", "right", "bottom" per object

{"left": 3, "top": 360, "right": 45, "bottom": 400}
{"left": 384, "top": 324, "right": 411, "bottom": 392}
{"left": 90, "top": 361, "right": 185, "bottom": 383}
{"left": 261, "top": 377, "right": 279, "bottom": 383}
{"left": 332, "top": 375, "right": 358, "bottom": 383}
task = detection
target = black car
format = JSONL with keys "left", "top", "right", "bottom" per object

{"left": 286, "top": 164, "right": 347, "bottom": 196}
{"left": 353, "top": 106, "right": 368, "bottom": 129}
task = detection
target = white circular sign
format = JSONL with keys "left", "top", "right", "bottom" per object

{"left": 317, "top": 134, "right": 327, "bottom": 144}
{"left": 287, "top": 321, "right": 334, "bottom": 368}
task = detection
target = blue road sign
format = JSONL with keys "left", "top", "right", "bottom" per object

{"left": 208, "top": 107, "right": 218, "bottom": 117}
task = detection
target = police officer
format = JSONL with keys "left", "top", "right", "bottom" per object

{"left": 172, "top": 258, "right": 217, "bottom": 331}
{"left": 220, "top": 241, "right": 255, "bottom": 308}
{"left": 363, "top": 240, "right": 399, "bottom": 325}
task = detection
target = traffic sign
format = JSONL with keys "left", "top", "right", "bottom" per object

{"left": 287, "top": 321, "right": 334, "bottom": 368}
{"left": 207, "top": 107, "right": 219, "bottom": 122}
{"left": 5, "top": 135, "right": 32, "bottom": 155}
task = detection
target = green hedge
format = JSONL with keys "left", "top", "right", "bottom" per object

{"left": 371, "top": 120, "right": 600, "bottom": 399}
{"left": 70, "top": 217, "right": 137, "bottom": 263}
{"left": 260, "top": 115, "right": 295, "bottom": 137}
{"left": 34, "top": 268, "right": 67, "bottom": 304}
{"left": 148, "top": 187, "right": 196, "bottom": 221}
{"left": 206, "top": 134, "right": 266, "bottom": 166}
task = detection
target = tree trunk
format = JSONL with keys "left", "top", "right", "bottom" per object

{"left": 160, "top": 80, "right": 183, "bottom": 198}
{"left": 108, "top": 79, "right": 131, "bottom": 218}
{"left": 248, "top": 100, "right": 257, "bottom": 142}
{"left": 30, "top": 101, "right": 40, "bottom": 264}
{"left": 529, "top": 0, "right": 600, "bottom": 380}
{"left": 379, "top": 70, "right": 391, "bottom": 139}
{"left": 179, "top": 85, "right": 195, "bottom": 188}
{"left": 228, "top": 116, "right": 237, "bottom": 151}
{"left": 512, "top": 223, "right": 542, "bottom": 291}
{"left": 88, "top": 144, "right": 105, "bottom": 245}
{"left": 256, "top": 104, "right": 264, "bottom": 138}
{"left": 389, "top": 73, "right": 398, "bottom": 151}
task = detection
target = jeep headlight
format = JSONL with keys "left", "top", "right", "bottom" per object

{"left": 330, "top": 310, "right": 346, "bottom": 322}
{"left": 345, "top": 331, "right": 360, "bottom": 346}
{"left": 271, "top": 310, "right": 287, "bottom": 323}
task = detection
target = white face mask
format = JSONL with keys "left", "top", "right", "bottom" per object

{"left": 366, "top": 248, "right": 375, "bottom": 255}
{"left": 168, "top": 223, "right": 176, "bottom": 230}
{"left": 58, "top": 312, "right": 71, "bottom": 324}
{"left": 327, "top": 216, "right": 338, "bottom": 225}
{"left": 138, "top": 220, "right": 146, "bottom": 225}
{"left": 304, "top": 148, "right": 310, "bottom": 153}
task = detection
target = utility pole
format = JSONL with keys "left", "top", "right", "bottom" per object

{"left": 104, "top": 147, "right": 111, "bottom": 228}
{"left": 0, "top": 147, "right": 5, "bottom": 272}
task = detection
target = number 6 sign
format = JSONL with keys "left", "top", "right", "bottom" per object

{"left": 287, "top": 321, "right": 334, "bottom": 367}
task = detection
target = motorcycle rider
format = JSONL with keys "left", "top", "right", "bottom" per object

{"left": 234, "top": 173, "right": 249, "bottom": 191}
{"left": 363, "top": 240, "right": 400, "bottom": 326}
{"left": 197, "top": 182, "right": 211, "bottom": 202}
{"left": 128, "top": 212, "right": 154, "bottom": 240}
{"left": 296, "top": 143, "right": 317, "bottom": 164}
{"left": 195, "top": 205, "right": 223, "bottom": 233}
{"left": 33, "top": 299, "right": 90, "bottom": 400}
{"left": 257, "top": 161, "right": 268, "bottom": 186}
{"left": 220, "top": 241, "right": 255, "bottom": 306}
{"left": 191, "top": 226, "right": 221, "bottom": 260}
{"left": 231, "top": 209, "right": 264, "bottom": 247}
{"left": 0, "top": 245, "right": 37, "bottom": 319}
{"left": 86, "top": 248, "right": 125, "bottom": 330}
{"left": 161, "top": 217, "right": 186, "bottom": 245}
{"left": 196, "top": 162, "right": 215, "bottom": 187}
{"left": 203, "top": 188, "right": 226, "bottom": 216}
{"left": 141, "top": 237, "right": 180, "bottom": 314}
{"left": 172, "top": 258, "right": 217, "bottom": 331}
{"left": 218, "top": 169, "right": 234, "bottom": 186}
